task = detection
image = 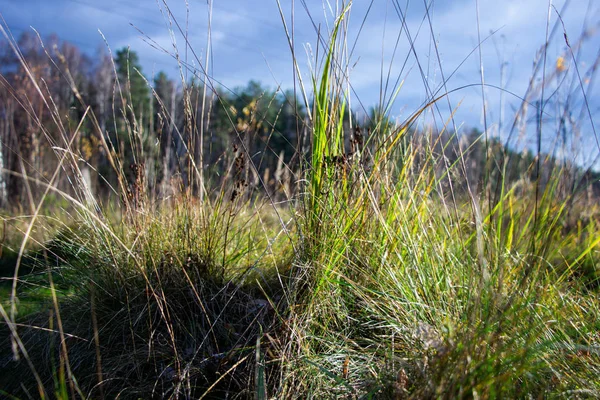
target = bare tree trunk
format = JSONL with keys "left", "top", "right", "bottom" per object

{"left": 161, "top": 84, "right": 177, "bottom": 198}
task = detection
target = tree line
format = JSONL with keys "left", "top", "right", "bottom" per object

{"left": 1, "top": 32, "right": 597, "bottom": 211}
{"left": 0, "top": 32, "right": 305, "bottom": 210}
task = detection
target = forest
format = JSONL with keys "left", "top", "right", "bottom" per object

{"left": 0, "top": 32, "right": 306, "bottom": 208}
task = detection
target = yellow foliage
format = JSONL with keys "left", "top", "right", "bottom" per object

{"left": 556, "top": 56, "right": 567, "bottom": 72}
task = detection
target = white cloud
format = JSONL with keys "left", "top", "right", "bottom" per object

{"left": 3, "top": 0, "right": 598, "bottom": 135}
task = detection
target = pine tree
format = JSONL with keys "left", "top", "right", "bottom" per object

{"left": 115, "top": 48, "right": 149, "bottom": 118}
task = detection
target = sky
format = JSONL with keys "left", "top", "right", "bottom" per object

{"left": 2, "top": 0, "right": 600, "bottom": 165}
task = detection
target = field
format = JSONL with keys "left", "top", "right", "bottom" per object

{"left": 1, "top": 1, "right": 600, "bottom": 399}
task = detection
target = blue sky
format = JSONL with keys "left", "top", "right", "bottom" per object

{"left": 2, "top": 0, "right": 600, "bottom": 164}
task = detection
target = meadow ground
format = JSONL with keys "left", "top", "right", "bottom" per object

{"left": 1, "top": 1, "right": 600, "bottom": 399}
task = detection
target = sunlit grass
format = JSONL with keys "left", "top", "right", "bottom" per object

{"left": 1, "top": 0, "right": 599, "bottom": 398}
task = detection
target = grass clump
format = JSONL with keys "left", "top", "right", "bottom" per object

{"left": 2, "top": 202, "right": 293, "bottom": 398}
